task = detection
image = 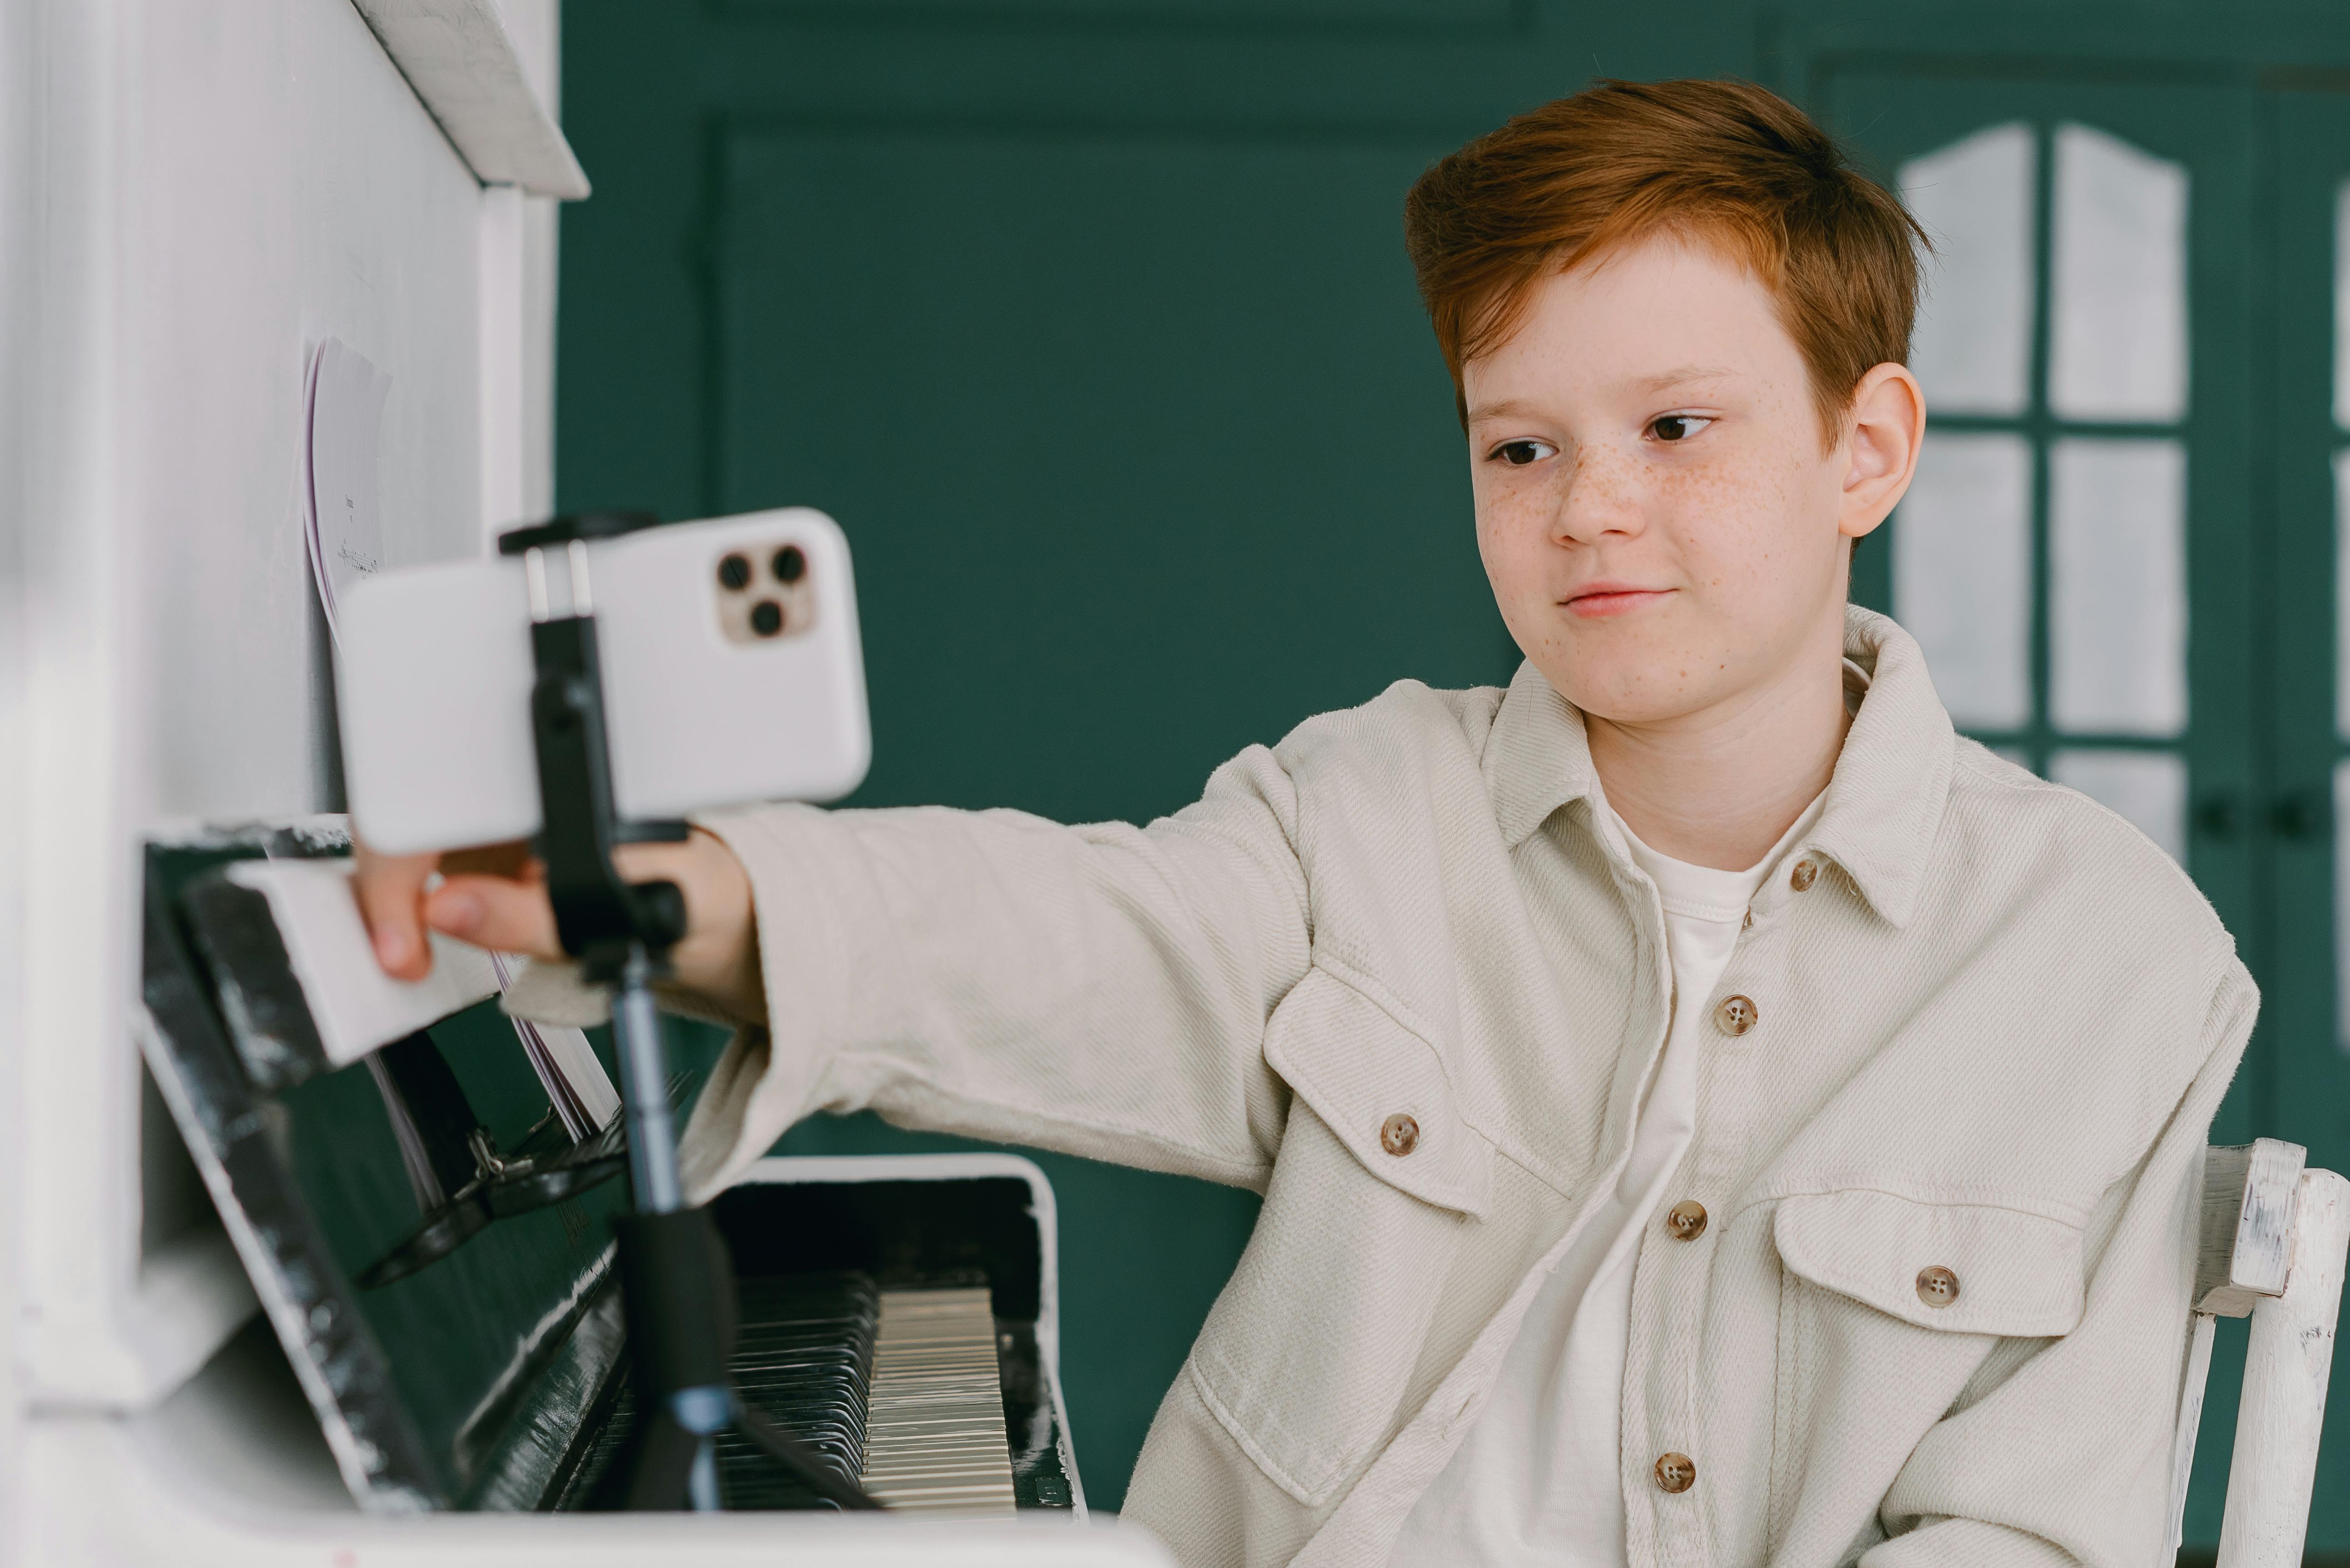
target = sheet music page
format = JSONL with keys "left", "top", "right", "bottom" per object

{"left": 303, "top": 336, "right": 391, "bottom": 643}
{"left": 490, "top": 951, "right": 623, "bottom": 1137}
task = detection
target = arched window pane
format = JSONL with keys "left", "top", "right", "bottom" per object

{"left": 2336, "top": 180, "right": 2350, "bottom": 431}
{"left": 1898, "top": 124, "right": 2030, "bottom": 416}
{"left": 2049, "top": 437, "right": 2187, "bottom": 734}
{"left": 1901, "top": 123, "right": 2035, "bottom": 417}
{"left": 2336, "top": 451, "right": 2350, "bottom": 739}
{"left": 2049, "top": 123, "right": 2188, "bottom": 422}
{"left": 1893, "top": 432, "right": 2032, "bottom": 728}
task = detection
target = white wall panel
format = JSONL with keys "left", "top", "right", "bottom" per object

{"left": 125, "top": 0, "right": 484, "bottom": 823}
{"left": 6, "top": 0, "right": 567, "bottom": 1420}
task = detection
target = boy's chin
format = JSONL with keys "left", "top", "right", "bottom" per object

{"left": 1539, "top": 658, "right": 1737, "bottom": 730}
{"left": 1572, "top": 692, "right": 1722, "bottom": 729}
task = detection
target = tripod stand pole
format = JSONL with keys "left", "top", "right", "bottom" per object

{"left": 604, "top": 930, "right": 874, "bottom": 1513}
{"left": 610, "top": 943, "right": 683, "bottom": 1217}
{"left": 603, "top": 942, "right": 720, "bottom": 1507}
{"left": 503, "top": 512, "right": 879, "bottom": 1515}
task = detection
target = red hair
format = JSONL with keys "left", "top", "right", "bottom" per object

{"left": 1404, "top": 78, "right": 1926, "bottom": 448}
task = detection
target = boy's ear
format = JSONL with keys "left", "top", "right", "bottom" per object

{"left": 1838, "top": 363, "right": 1924, "bottom": 543}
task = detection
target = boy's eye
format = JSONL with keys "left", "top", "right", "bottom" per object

{"left": 1491, "top": 438, "right": 1557, "bottom": 467}
{"left": 1648, "top": 413, "right": 1715, "bottom": 442}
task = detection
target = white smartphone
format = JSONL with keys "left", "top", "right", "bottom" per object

{"left": 336, "top": 508, "right": 870, "bottom": 856}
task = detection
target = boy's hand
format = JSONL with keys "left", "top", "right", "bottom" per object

{"left": 352, "top": 829, "right": 767, "bottom": 1023}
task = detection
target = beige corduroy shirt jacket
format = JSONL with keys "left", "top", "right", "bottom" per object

{"left": 530, "top": 608, "right": 2253, "bottom": 1568}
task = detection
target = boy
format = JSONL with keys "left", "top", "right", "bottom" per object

{"left": 361, "top": 79, "right": 2251, "bottom": 1568}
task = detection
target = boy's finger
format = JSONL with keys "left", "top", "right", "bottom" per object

{"left": 424, "top": 873, "right": 564, "bottom": 961}
{"left": 610, "top": 839, "right": 700, "bottom": 885}
{"left": 442, "top": 840, "right": 535, "bottom": 880}
{"left": 351, "top": 849, "right": 440, "bottom": 981}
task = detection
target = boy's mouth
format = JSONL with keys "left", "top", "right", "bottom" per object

{"left": 1562, "top": 583, "right": 1674, "bottom": 618}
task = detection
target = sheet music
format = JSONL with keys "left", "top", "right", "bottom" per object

{"left": 490, "top": 951, "right": 621, "bottom": 1138}
{"left": 302, "top": 336, "right": 391, "bottom": 644}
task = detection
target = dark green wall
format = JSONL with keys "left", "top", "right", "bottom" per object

{"left": 557, "top": 0, "right": 2350, "bottom": 1536}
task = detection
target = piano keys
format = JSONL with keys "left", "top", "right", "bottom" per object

{"left": 553, "top": 1276, "right": 1026, "bottom": 1515}
{"left": 860, "top": 1286, "right": 1020, "bottom": 1514}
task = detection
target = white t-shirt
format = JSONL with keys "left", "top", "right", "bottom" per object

{"left": 1388, "top": 788, "right": 1828, "bottom": 1567}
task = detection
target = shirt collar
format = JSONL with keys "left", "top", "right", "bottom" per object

{"left": 1482, "top": 605, "right": 1954, "bottom": 929}
{"left": 1484, "top": 658, "right": 1602, "bottom": 850}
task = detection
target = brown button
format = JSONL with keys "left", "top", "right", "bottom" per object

{"left": 1790, "top": 858, "right": 1819, "bottom": 892}
{"left": 1916, "top": 1265, "right": 1960, "bottom": 1307}
{"left": 1665, "top": 1200, "right": 1709, "bottom": 1241}
{"left": 1741, "top": 909, "right": 1752, "bottom": 931}
{"left": 1379, "top": 1113, "right": 1420, "bottom": 1157}
{"left": 1653, "top": 1452, "right": 1696, "bottom": 1494}
{"left": 1713, "top": 995, "right": 1757, "bottom": 1036}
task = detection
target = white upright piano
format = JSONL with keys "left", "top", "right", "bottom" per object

{"left": 0, "top": 4, "right": 1167, "bottom": 1563}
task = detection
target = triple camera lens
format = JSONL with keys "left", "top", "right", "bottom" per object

{"left": 719, "top": 546, "right": 797, "bottom": 637}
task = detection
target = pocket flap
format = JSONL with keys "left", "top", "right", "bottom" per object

{"left": 1262, "top": 968, "right": 1491, "bottom": 1216}
{"left": 1773, "top": 1190, "right": 2084, "bottom": 1337}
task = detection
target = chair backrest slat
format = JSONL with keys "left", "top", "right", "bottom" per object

{"left": 2198, "top": 1141, "right": 2306, "bottom": 1317}
{"left": 2170, "top": 1140, "right": 2322, "bottom": 1561}
{"left": 2215, "top": 1170, "right": 2350, "bottom": 1568}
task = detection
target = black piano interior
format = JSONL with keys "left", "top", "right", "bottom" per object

{"left": 137, "top": 822, "right": 1083, "bottom": 1518}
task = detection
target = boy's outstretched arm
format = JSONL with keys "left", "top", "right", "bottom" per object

{"left": 674, "top": 743, "right": 1311, "bottom": 1198}
{"left": 354, "top": 743, "right": 1313, "bottom": 1203}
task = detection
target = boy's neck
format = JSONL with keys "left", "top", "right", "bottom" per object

{"left": 1584, "top": 618, "right": 1853, "bottom": 874}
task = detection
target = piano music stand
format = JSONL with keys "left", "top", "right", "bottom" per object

{"left": 502, "top": 511, "right": 880, "bottom": 1515}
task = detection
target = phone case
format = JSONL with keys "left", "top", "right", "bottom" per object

{"left": 336, "top": 509, "right": 871, "bottom": 856}
{"left": 597, "top": 510, "right": 871, "bottom": 821}
{"left": 339, "top": 556, "right": 540, "bottom": 855}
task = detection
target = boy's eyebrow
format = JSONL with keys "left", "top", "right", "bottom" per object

{"left": 1464, "top": 397, "right": 1541, "bottom": 426}
{"left": 1467, "top": 366, "right": 1741, "bottom": 424}
{"left": 1633, "top": 363, "right": 1737, "bottom": 394}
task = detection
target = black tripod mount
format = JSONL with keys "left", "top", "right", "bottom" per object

{"left": 501, "top": 512, "right": 879, "bottom": 1513}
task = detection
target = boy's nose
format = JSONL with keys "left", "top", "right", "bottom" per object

{"left": 1551, "top": 445, "right": 1647, "bottom": 546}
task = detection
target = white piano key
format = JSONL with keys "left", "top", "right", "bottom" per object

{"left": 860, "top": 1286, "right": 1016, "bottom": 1515}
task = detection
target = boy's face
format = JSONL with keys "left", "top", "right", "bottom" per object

{"left": 1463, "top": 235, "right": 1918, "bottom": 729}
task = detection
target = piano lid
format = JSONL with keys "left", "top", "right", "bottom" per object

{"left": 139, "top": 824, "right": 721, "bottom": 1510}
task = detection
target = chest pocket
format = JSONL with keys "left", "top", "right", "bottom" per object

{"left": 1185, "top": 967, "right": 1491, "bottom": 1507}
{"left": 1762, "top": 1190, "right": 2090, "bottom": 1548}
{"left": 1773, "top": 1188, "right": 2086, "bottom": 1338}
{"left": 1263, "top": 965, "right": 1492, "bottom": 1216}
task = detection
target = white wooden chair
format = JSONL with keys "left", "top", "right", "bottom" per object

{"left": 2168, "top": 1139, "right": 2350, "bottom": 1566}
